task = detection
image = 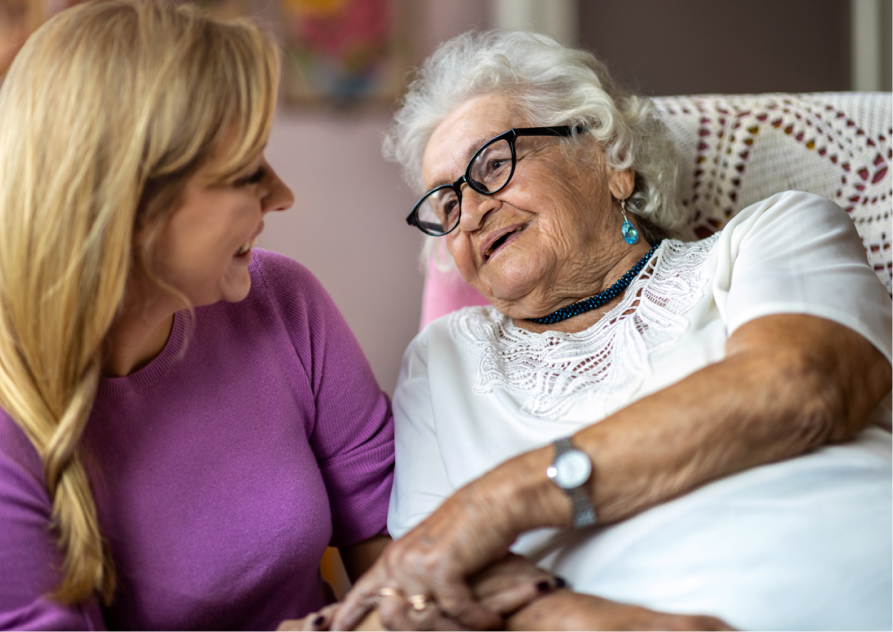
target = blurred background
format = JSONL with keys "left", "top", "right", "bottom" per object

{"left": 2, "top": 0, "right": 891, "bottom": 396}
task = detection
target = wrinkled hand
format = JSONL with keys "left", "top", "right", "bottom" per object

{"left": 331, "top": 474, "right": 540, "bottom": 631}
{"left": 469, "top": 554, "right": 562, "bottom": 615}
{"left": 506, "top": 591, "right": 735, "bottom": 631}
{"left": 333, "top": 554, "right": 562, "bottom": 631}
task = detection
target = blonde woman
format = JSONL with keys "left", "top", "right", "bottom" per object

{"left": 0, "top": 2, "right": 400, "bottom": 629}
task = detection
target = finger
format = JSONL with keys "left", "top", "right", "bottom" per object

{"left": 307, "top": 603, "right": 342, "bottom": 631}
{"left": 429, "top": 619, "right": 470, "bottom": 631}
{"left": 405, "top": 595, "right": 446, "bottom": 632}
{"left": 435, "top": 583, "right": 502, "bottom": 631}
{"left": 665, "top": 615, "right": 737, "bottom": 632}
{"left": 692, "top": 615, "right": 736, "bottom": 631}
{"left": 471, "top": 556, "right": 553, "bottom": 596}
{"left": 352, "top": 609, "right": 385, "bottom": 632}
{"left": 477, "top": 578, "right": 560, "bottom": 615}
{"left": 409, "top": 608, "right": 470, "bottom": 632}
{"left": 274, "top": 611, "right": 331, "bottom": 632}
{"left": 331, "top": 580, "right": 381, "bottom": 630}
{"left": 376, "top": 592, "right": 415, "bottom": 631}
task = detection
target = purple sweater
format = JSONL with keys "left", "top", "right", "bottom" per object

{"left": 0, "top": 250, "right": 394, "bottom": 630}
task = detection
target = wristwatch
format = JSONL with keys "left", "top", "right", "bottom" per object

{"left": 546, "top": 437, "right": 597, "bottom": 528}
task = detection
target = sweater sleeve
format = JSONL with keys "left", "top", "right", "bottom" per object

{"left": 0, "top": 412, "right": 107, "bottom": 631}
{"left": 254, "top": 251, "right": 394, "bottom": 547}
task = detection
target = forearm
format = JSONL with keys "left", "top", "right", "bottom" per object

{"left": 339, "top": 534, "right": 392, "bottom": 583}
{"left": 490, "top": 314, "right": 892, "bottom": 532}
{"left": 504, "top": 590, "right": 732, "bottom": 631}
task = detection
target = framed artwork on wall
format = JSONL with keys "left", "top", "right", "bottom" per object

{"left": 279, "top": 0, "right": 410, "bottom": 105}
{"left": 3, "top": 0, "right": 411, "bottom": 106}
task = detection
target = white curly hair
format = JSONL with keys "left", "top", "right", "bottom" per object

{"left": 383, "top": 30, "right": 686, "bottom": 268}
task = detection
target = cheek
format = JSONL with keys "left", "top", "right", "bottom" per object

{"left": 533, "top": 186, "right": 603, "bottom": 250}
{"left": 446, "top": 236, "right": 477, "bottom": 280}
{"left": 150, "top": 222, "right": 232, "bottom": 295}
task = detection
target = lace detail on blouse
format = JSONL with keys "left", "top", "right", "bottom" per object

{"left": 450, "top": 236, "right": 719, "bottom": 417}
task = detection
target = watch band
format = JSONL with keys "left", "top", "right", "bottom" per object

{"left": 568, "top": 486, "right": 597, "bottom": 528}
{"left": 553, "top": 436, "right": 574, "bottom": 454}
{"left": 551, "top": 437, "right": 597, "bottom": 528}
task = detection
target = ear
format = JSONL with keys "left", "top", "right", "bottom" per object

{"left": 607, "top": 167, "right": 635, "bottom": 202}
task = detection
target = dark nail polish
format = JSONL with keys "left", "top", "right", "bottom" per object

{"left": 313, "top": 614, "right": 326, "bottom": 627}
{"left": 554, "top": 576, "right": 567, "bottom": 588}
{"left": 536, "top": 580, "right": 550, "bottom": 592}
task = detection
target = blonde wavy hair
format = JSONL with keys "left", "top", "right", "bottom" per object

{"left": 0, "top": 0, "right": 279, "bottom": 605}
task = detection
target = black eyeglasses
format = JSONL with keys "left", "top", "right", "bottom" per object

{"left": 406, "top": 126, "right": 583, "bottom": 236}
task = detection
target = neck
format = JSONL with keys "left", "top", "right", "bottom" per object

{"left": 102, "top": 277, "right": 181, "bottom": 378}
{"left": 513, "top": 239, "right": 655, "bottom": 335}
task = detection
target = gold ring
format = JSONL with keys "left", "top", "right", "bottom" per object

{"left": 375, "top": 587, "right": 401, "bottom": 604}
{"left": 407, "top": 594, "right": 430, "bottom": 611}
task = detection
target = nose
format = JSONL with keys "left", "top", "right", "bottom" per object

{"left": 262, "top": 165, "right": 295, "bottom": 214}
{"left": 457, "top": 186, "right": 500, "bottom": 232}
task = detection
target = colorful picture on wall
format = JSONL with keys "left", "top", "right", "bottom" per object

{"left": 3, "top": 0, "right": 410, "bottom": 105}
{"left": 280, "top": 0, "right": 409, "bottom": 105}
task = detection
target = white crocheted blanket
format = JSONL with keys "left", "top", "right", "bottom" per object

{"left": 655, "top": 93, "right": 891, "bottom": 293}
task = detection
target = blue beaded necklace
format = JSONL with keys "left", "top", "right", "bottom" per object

{"left": 527, "top": 241, "right": 662, "bottom": 325}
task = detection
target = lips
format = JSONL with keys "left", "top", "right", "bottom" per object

{"left": 234, "top": 222, "right": 265, "bottom": 257}
{"left": 480, "top": 223, "right": 526, "bottom": 262}
{"left": 234, "top": 237, "right": 257, "bottom": 257}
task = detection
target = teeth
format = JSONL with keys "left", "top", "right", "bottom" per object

{"left": 235, "top": 237, "right": 257, "bottom": 256}
{"left": 487, "top": 229, "right": 517, "bottom": 258}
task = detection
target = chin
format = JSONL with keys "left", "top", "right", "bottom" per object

{"left": 217, "top": 260, "right": 254, "bottom": 303}
{"left": 223, "top": 282, "right": 252, "bottom": 303}
{"left": 481, "top": 265, "right": 542, "bottom": 303}
{"left": 218, "top": 273, "right": 252, "bottom": 303}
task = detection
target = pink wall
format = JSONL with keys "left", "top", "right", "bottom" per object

{"left": 260, "top": 111, "right": 422, "bottom": 395}
{"left": 258, "top": 1, "right": 491, "bottom": 395}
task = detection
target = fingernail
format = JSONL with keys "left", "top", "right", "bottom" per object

{"left": 536, "top": 580, "right": 550, "bottom": 592}
{"left": 554, "top": 576, "right": 567, "bottom": 588}
{"left": 313, "top": 614, "right": 326, "bottom": 627}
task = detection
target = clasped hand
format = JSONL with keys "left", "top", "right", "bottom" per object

{"left": 333, "top": 480, "right": 532, "bottom": 630}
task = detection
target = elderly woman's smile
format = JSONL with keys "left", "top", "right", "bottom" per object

{"left": 422, "top": 93, "right": 644, "bottom": 324}
{"left": 480, "top": 222, "right": 528, "bottom": 262}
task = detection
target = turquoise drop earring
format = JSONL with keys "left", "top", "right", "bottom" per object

{"left": 620, "top": 198, "right": 639, "bottom": 244}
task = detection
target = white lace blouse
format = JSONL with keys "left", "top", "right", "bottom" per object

{"left": 388, "top": 191, "right": 893, "bottom": 630}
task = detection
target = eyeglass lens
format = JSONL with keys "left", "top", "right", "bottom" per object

{"left": 414, "top": 138, "right": 513, "bottom": 235}
{"left": 468, "top": 138, "right": 513, "bottom": 193}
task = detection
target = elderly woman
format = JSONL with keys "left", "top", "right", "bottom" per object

{"left": 332, "top": 31, "right": 892, "bottom": 631}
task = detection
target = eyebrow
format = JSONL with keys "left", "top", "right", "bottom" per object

{"left": 428, "top": 133, "right": 500, "bottom": 188}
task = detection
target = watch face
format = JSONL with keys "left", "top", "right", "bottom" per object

{"left": 554, "top": 450, "right": 591, "bottom": 488}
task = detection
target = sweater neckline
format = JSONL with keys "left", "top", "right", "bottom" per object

{"left": 97, "top": 311, "right": 190, "bottom": 396}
